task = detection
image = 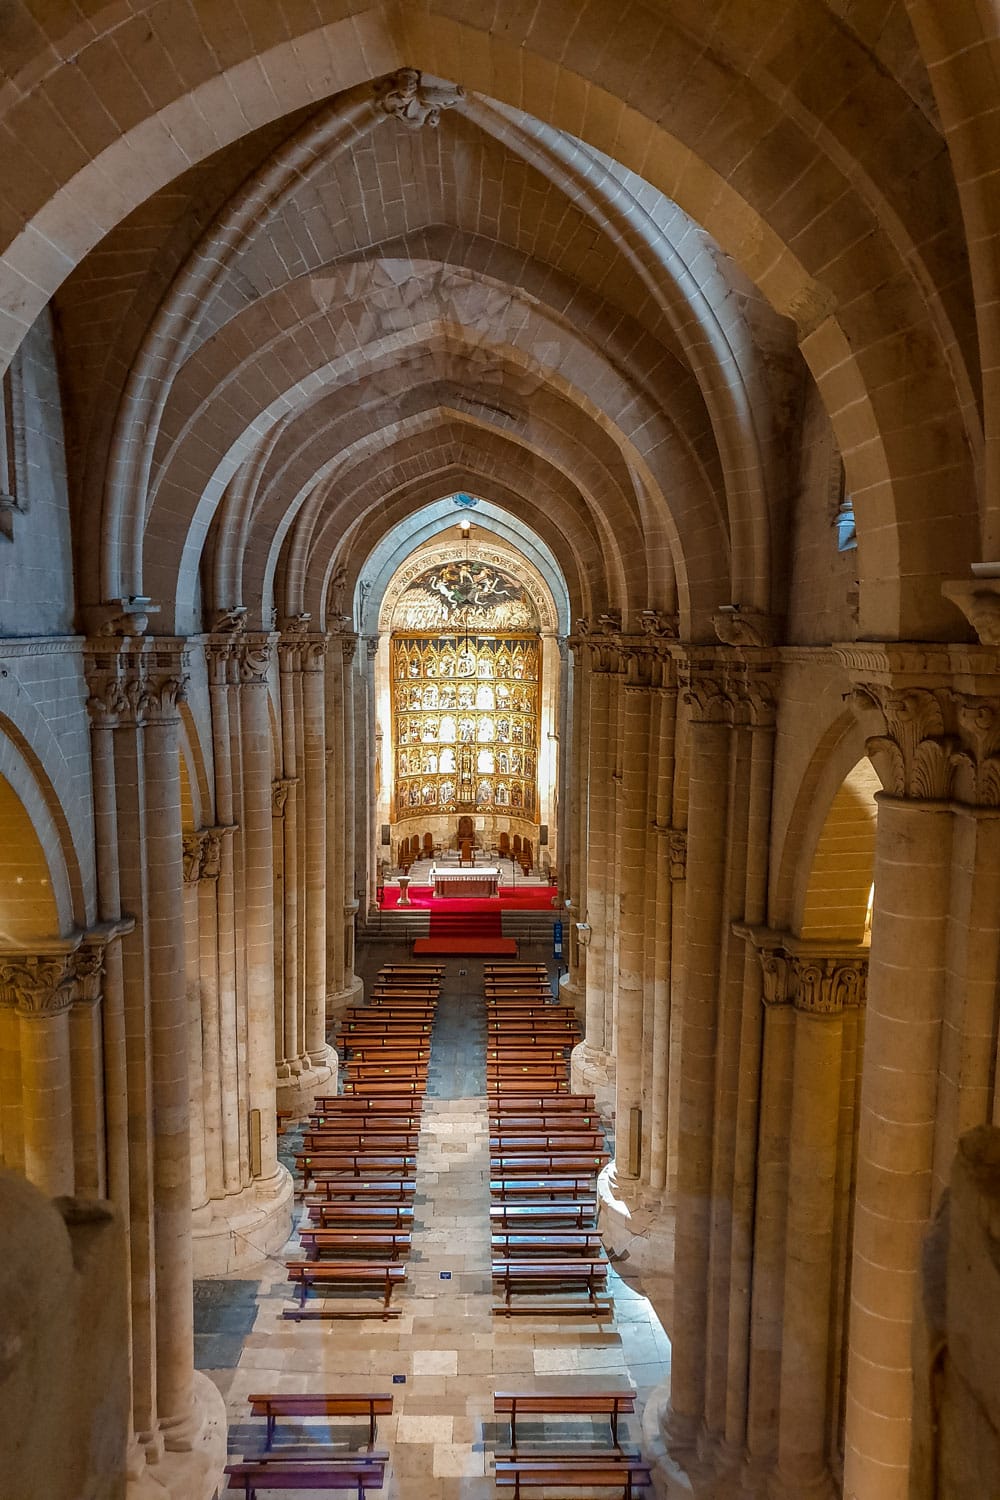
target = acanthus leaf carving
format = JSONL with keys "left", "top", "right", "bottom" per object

{"left": 0, "top": 955, "right": 76, "bottom": 1016}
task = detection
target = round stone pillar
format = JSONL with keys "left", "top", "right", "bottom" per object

{"left": 302, "top": 639, "right": 334, "bottom": 1074}
{"left": 5, "top": 957, "right": 75, "bottom": 1196}
{"left": 843, "top": 793, "right": 952, "bottom": 1499}
{"left": 614, "top": 665, "right": 653, "bottom": 1180}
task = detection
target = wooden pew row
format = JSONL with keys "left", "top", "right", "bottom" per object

{"left": 490, "top": 1231, "right": 603, "bottom": 1257}
{"left": 489, "top": 1113, "right": 600, "bottom": 1132}
{"left": 491, "top": 1258, "right": 611, "bottom": 1317}
{"left": 494, "top": 1457, "right": 651, "bottom": 1495}
{"left": 342, "top": 1081, "right": 427, "bottom": 1097}
{"left": 490, "top": 1153, "right": 607, "bottom": 1177}
{"left": 491, "top": 1176, "right": 597, "bottom": 1201}
{"left": 492, "top": 1093, "right": 596, "bottom": 1112}
{"left": 297, "top": 1154, "right": 418, "bottom": 1186}
{"left": 493, "top": 1388, "right": 636, "bottom": 1446}
{"left": 314, "top": 1096, "right": 424, "bottom": 1114}
{"left": 487, "top": 1078, "right": 570, "bottom": 1096}
{"left": 284, "top": 1261, "right": 405, "bottom": 1320}
{"left": 301, "top": 1132, "right": 419, "bottom": 1154}
{"left": 307, "top": 1201, "right": 414, "bottom": 1228}
{"left": 306, "top": 1179, "right": 415, "bottom": 1203}
{"left": 489, "top": 1132, "right": 606, "bottom": 1153}
{"left": 225, "top": 1458, "right": 386, "bottom": 1495}
{"left": 298, "top": 1227, "right": 411, "bottom": 1261}
{"left": 247, "top": 1390, "right": 393, "bottom": 1449}
{"left": 489, "top": 1202, "right": 597, "bottom": 1231}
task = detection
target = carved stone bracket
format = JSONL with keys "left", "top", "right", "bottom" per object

{"left": 713, "top": 606, "right": 780, "bottom": 648}
{"left": 233, "top": 632, "right": 277, "bottom": 686}
{"left": 373, "top": 68, "right": 466, "bottom": 129}
{"left": 85, "top": 637, "right": 190, "bottom": 728}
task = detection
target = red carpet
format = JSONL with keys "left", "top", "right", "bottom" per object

{"left": 380, "top": 884, "right": 557, "bottom": 912}
{"left": 413, "top": 936, "right": 519, "bottom": 955}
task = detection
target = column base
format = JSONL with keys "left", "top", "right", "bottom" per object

{"left": 126, "top": 1372, "right": 226, "bottom": 1500}
{"left": 191, "top": 1164, "right": 294, "bottom": 1277}
{"left": 596, "top": 1162, "right": 674, "bottom": 1332}
{"left": 275, "top": 1051, "right": 336, "bottom": 1117}
{"left": 558, "top": 969, "right": 585, "bottom": 1021}
{"left": 644, "top": 1381, "right": 696, "bottom": 1497}
{"left": 326, "top": 973, "right": 364, "bottom": 1027}
{"left": 570, "top": 1041, "right": 616, "bottom": 1117}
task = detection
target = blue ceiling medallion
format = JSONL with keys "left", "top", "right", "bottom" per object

{"left": 451, "top": 492, "right": 479, "bottom": 509}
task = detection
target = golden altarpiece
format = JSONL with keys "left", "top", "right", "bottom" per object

{"left": 389, "top": 560, "right": 541, "bottom": 824}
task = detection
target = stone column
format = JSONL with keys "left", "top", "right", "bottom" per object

{"left": 570, "top": 620, "right": 618, "bottom": 1108}
{"left": 341, "top": 632, "right": 361, "bottom": 998}
{"left": 614, "top": 643, "right": 654, "bottom": 1181}
{"left": 271, "top": 775, "right": 298, "bottom": 1079}
{"left": 183, "top": 834, "right": 209, "bottom": 1219}
{"left": 68, "top": 941, "right": 110, "bottom": 1198}
{"left": 560, "top": 636, "right": 587, "bottom": 1013}
{"left": 837, "top": 647, "right": 1000, "bottom": 1500}
{"left": 235, "top": 633, "right": 280, "bottom": 1186}
{"left": 325, "top": 628, "right": 347, "bottom": 1013}
{"left": 775, "top": 952, "right": 867, "bottom": 1498}
{"left": 302, "top": 639, "right": 334, "bottom": 1077}
{"left": 0, "top": 953, "right": 76, "bottom": 1196}
{"left": 666, "top": 656, "right": 735, "bottom": 1453}
{"left": 142, "top": 665, "right": 195, "bottom": 1446}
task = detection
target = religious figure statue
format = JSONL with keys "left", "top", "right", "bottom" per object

{"left": 373, "top": 68, "right": 466, "bottom": 130}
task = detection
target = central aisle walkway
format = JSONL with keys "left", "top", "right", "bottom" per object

{"left": 213, "top": 955, "right": 671, "bottom": 1497}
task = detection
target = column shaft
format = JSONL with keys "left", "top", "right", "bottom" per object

{"left": 302, "top": 649, "right": 330, "bottom": 1062}
{"left": 614, "top": 678, "right": 651, "bottom": 1178}
{"left": 18, "top": 1005, "right": 74, "bottom": 1196}
{"left": 843, "top": 796, "right": 951, "bottom": 1500}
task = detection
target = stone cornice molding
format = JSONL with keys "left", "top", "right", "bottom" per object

{"left": 85, "top": 637, "right": 190, "bottom": 728}
{"left": 836, "top": 642, "right": 1000, "bottom": 804}
{"left": 736, "top": 926, "right": 868, "bottom": 1013}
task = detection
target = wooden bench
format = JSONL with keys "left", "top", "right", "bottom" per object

{"left": 348, "top": 1063, "right": 428, "bottom": 1083}
{"left": 492, "top": 1259, "right": 611, "bottom": 1316}
{"left": 491, "top": 1176, "right": 598, "bottom": 1201}
{"left": 341, "top": 1024, "right": 432, "bottom": 1040}
{"left": 486, "top": 1024, "right": 580, "bottom": 1039}
{"left": 345, "top": 1048, "right": 431, "bottom": 1066}
{"left": 342, "top": 1080, "right": 427, "bottom": 1097}
{"left": 309, "top": 1113, "right": 421, "bottom": 1132}
{"left": 494, "top": 1457, "right": 650, "bottom": 1497}
{"left": 301, "top": 1131, "right": 419, "bottom": 1155}
{"left": 491, "top": 1153, "right": 606, "bottom": 1177}
{"left": 378, "top": 964, "right": 444, "bottom": 976}
{"left": 284, "top": 1261, "right": 406, "bottom": 1319}
{"left": 247, "top": 1391, "right": 393, "bottom": 1449}
{"left": 490, "top": 1132, "right": 606, "bottom": 1154}
{"left": 314, "top": 1096, "right": 423, "bottom": 1115}
{"left": 484, "top": 965, "right": 548, "bottom": 975}
{"left": 488, "top": 1078, "right": 569, "bottom": 1096}
{"left": 493, "top": 1389, "right": 636, "bottom": 1446}
{"left": 491, "top": 1231, "right": 603, "bottom": 1257}
{"left": 493, "top": 1094, "right": 595, "bottom": 1113}
{"left": 306, "top": 1179, "right": 415, "bottom": 1203}
{"left": 487, "top": 1064, "right": 569, "bottom": 1084}
{"left": 490, "top": 1202, "right": 597, "bottom": 1231}
{"left": 298, "top": 1227, "right": 411, "bottom": 1261}
{"left": 225, "top": 1458, "right": 386, "bottom": 1497}
{"left": 308, "top": 1201, "right": 414, "bottom": 1228}
{"left": 489, "top": 1114, "right": 599, "bottom": 1133}
{"left": 296, "top": 1153, "right": 417, "bottom": 1184}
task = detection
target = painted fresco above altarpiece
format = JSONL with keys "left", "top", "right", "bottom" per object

{"left": 390, "top": 560, "right": 539, "bottom": 633}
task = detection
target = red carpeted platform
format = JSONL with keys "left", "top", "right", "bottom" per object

{"left": 413, "top": 936, "right": 519, "bottom": 955}
{"left": 380, "top": 884, "right": 555, "bottom": 911}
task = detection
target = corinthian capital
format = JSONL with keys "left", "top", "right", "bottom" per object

{"left": 839, "top": 643, "right": 1000, "bottom": 805}
{"left": 0, "top": 954, "right": 76, "bottom": 1017}
{"left": 675, "top": 647, "right": 777, "bottom": 728}
{"left": 737, "top": 926, "right": 868, "bottom": 1013}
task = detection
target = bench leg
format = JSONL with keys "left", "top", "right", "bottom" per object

{"left": 611, "top": 1407, "right": 619, "bottom": 1447}
{"left": 266, "top": 1411, "right": 275, "bottom": 1450}
{"left": 368, "top": 1410, "right": 377, "bottom": 1448}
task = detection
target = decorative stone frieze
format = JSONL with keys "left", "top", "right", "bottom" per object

{"left": 373, "top": 69, "right": 466, "bottom": 130}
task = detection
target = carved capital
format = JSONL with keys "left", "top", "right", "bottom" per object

{"left": 667, "top": 831, "right": 687, "bottom": 881}
{"left": 302, "top": 637, "right": 328, "bottom": 673}
{"left": 272, "top": 778, "right": 297, "bottom": 817}
{"left": 233, "top": 632, "right": 276, "bottom": 686}
{"left": 365, "top": 636, "right": 379, "bottom": 662}
{"left": 182, "top": 830, "right": 205, "bottom": 883}
{"left": 182, "top": 825, "right": 232, "bottom": 880}
{"left": 849, "top": 675, "right": 1000, "bottom": 806}
{"left": 942, "top": 577, "right": 1000, "bottom": 646}
{"left": 0, "top": 955, "right": 76, "bottom": 1017}
{"left": 676, "top": 648, "right": 777, "bottom": 727}
{"left": 373, "top": 68, "right": 465, "bottom": 129}
{"left": 791, "top": 954, "right": 867, "bottom": 1015}
{"left": 85, "top": 639, "right": 190, "bottom": 728}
